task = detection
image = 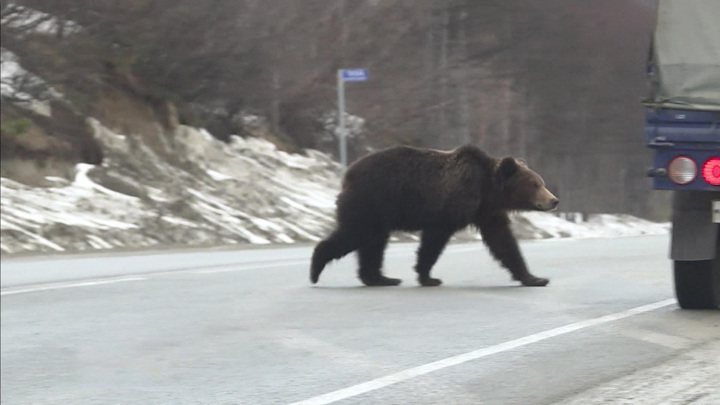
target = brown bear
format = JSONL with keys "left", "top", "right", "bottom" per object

{"left": 310, "top": 144, "right": 558, "bottom": 287}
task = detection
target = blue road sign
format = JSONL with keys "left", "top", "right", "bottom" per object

{"left": 341, "top": 69, "right": 368, "bottom": 82}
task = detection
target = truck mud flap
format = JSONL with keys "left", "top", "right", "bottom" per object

{"left": 671, "top": 191, "right": 720, "bottom": 261}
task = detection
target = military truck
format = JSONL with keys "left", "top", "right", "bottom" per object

{"left": 644, "top": 0, "right": 720, "bottom": 309}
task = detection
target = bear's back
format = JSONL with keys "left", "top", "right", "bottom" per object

{"left": 344, "top": 146, "right": 446, "bottom": 187}
{"left": 337, "top": 145, "right": 493, "bottom": 230}
{"left": 343, "top": 145, "right": 491, "bottom": 188}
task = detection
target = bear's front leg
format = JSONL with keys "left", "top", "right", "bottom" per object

{"left": 476, "top": 212, "right": 550, "bottom": 287}
{"left": 415, "top": 228, "right": 454, "bottom": 287}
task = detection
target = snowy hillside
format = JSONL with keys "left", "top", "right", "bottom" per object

{"left": 0, "top": 117, "right": 669, "bottom": 255}
{"left": 1, "top": 118, "right": 340, "bottom": 253}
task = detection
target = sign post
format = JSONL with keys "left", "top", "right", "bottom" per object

{"left": 337, "top": 68, "right": 368, "bottom": 170}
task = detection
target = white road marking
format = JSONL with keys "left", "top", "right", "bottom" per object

{"left": 0, "top": 243, "right": 481, "bottom": 290}
{"left": 0, "top": 259, "right": 305, "bottom": 292}
{"left": 0, "top": 241, "right": 626, "bottom": 296}
{"left": 288, "top": 298, "right": 677, "bottom": 405}
{"left": 193, "top": 260, "right": 309, "bottom": 274}
{"left": 1, "top": 277, "right": 146, "bottom": 296}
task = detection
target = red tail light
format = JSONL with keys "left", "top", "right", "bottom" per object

{"left": 702, "top": 157, "right": 720, "bottom": 186}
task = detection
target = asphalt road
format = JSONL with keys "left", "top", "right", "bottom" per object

{"left": 2, "top": 234, "right": 719, "bottom": 405}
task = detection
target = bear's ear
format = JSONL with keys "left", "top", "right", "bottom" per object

{"left": 495, "top": 157, "right": 518, "bottom": 189}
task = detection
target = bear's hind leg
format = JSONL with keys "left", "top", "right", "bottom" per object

{"left": 357, "top": 231, "right": 401, "bottom": 286}
{"left": 415, "top": 228, "right": 454, "bottom": 286}
{"left": 310, "top": 229, "right": 358, "bottom": 284}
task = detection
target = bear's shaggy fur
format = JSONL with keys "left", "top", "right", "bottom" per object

{"left": 310, "top": 144, "right": 559, "bottom": 287}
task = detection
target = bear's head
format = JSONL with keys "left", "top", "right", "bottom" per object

{"left": 495, "top": 157, "right": 559, "bottom": 211}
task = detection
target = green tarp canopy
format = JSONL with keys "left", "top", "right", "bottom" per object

{"left": 646, "top": 0, "right": 720, "bottom": 111}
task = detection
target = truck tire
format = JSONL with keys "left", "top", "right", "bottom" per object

{"left": 674, "top": 256, "right": 720, "bottom": 309}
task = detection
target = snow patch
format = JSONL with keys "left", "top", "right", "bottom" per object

{"left": 1, "top": 48, "right": 58, "bottom": 116}
{"left": 1, "top": 4, "right": 81, "bottom": 36}
{"left": 206, "top": 169, "right": 233, "bottom": 181}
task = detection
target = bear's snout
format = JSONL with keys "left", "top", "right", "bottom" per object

{"left": 535, "top": 201, "right": 558, "bottom": 211}
{"left": 535, "top": 189, "right": 559, "bottom": 211}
